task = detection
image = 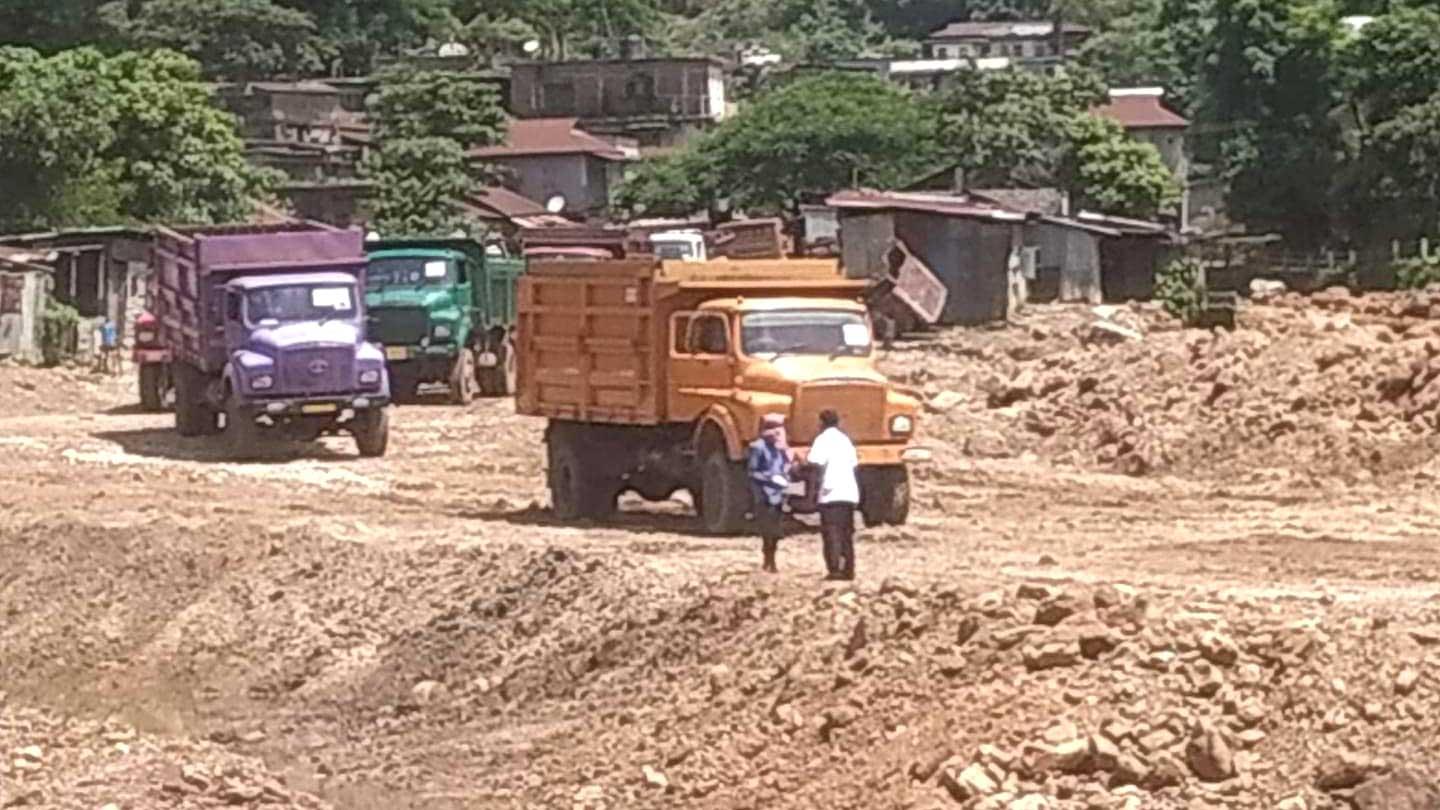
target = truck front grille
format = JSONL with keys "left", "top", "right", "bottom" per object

{"left": 790, "top": 381, "right": 889, "bottom": 445}
{"left": 279, "top": 347, "right": 354, "bottom": 395}
{"left": 367, "top": 307, "right": 428, "bottom": 345}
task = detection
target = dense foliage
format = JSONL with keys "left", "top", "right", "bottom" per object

{"left": 0, "top": 47, "right": 271, "bottom": 231}
{"left": 5, "top": 0, "right": 1440, "bottom": 246}
{"left": 362, "top": 68, "right": 508, "bottom": 235}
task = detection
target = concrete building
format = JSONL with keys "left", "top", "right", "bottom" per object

{"left": 508, "top": 58, "right": 728, "bottom": 154}
{"left": 1093, "top": 87, "right": 1192, "bottom": 226}
{"left": 924, "top": 20, "right": 1090, "bottom": 63}
{"left": 469, "top": 118, "right": 638, "bottom": 218}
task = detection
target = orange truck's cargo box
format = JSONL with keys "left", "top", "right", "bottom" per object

{"left": 515, "top": 258, "right": 865, "bottom": 424}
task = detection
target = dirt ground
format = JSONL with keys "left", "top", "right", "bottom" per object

{"left": 5, "top": 295, "right": 1440, "bottom": 809}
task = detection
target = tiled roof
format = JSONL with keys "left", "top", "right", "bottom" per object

{"left": 928, "top": 20, "right": 1090, "bottom": 40}
{"left": 1093, "top": 89, "right": 1190, "bottom": 129}
{"left": 826, "top": 189, "right": 1028, "bottom": 222}
{"left": 469, "top": 118, "right": 633, "bottom": 160}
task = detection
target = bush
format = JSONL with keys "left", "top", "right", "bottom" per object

{"left": 38, "top": 296, "right": 79, "bottom": 367}
{"left": 1156, "top": 258, "right": 1205, "bottom": 324}
{"left": 1395, "top": 256, "right": 1440, "bottom": 290}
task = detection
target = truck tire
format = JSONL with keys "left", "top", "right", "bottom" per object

{"left": 352, "top": 407, "right": 390, "bottom": 457}
{"left": 547, "top": 431, "right": 615, "bottom": 520}
{"left": 139, "top": 364, "right": 164, "bottom": 412}
{"left": 173, "top": 364, "right": 218, "bottom": 436}
{"left": 860, "top": 465, "right": 911, "bottom": 527}
{"left": 699, "top": 450, "right": 750, "bottom": 536}
{"left": 389, "top": 367, "right": 418, "bottom": 402}
{"left": 225, "top": 390, "right": 261, "bottom": 460}
{"left": 449, "top": 348, "right": 476, "bottom": 405}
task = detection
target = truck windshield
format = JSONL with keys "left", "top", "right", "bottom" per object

{"left": 367, "top": 258, "right": 454, "bottom": 288}
{"left": 246, "top": 285, "right": 355, "bottom": 325}
{"left": 654, "top": 241, "right": 695, "bottom": 260}
{"left": 741, "top": 310, "right": 871, "bottom": 357}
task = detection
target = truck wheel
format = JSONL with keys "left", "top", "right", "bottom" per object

{"left": 449, "top": 349, "right": 476, "bottom": 405}
{"left": 139, "top": 364, "right": 164, "bottom": 412}
{"left": 861, "top": 465, "right": 911, "bottom": 526}
{"left": 225, "top": 391, "right": 261, "bottom": 460}
{"left": 547, "top": 433, "right": 615, "bottom": 520}
{"left": 389, "top": 368, "right": 418, "bottom": 403}
{"left": 699, "top": 450, "right": 750, "bottom": 536}
{"left": 173, "top": 364, "right": 208, "bottom": 436}
{"left": 352, "top": 407, "right": 390, "bottom": 457}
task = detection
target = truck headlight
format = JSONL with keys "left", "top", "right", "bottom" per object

{"left": 890, "top": 415, "right": 913, "bottom": 435}
{"left": 251, "top": 374, "right": 274, "bottom": 391}
{"left": 137, "top": 330, "right": 155, "bottom": 344}
{"left": 433, "top": 324, "right": 452, "bottom": 340}
{"left": 359, "top": 369, "right": 381, "bottom": 385}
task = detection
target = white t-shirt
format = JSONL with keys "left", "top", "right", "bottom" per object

{"left": 808, "top": 427, "right": 859, "bottom": 505}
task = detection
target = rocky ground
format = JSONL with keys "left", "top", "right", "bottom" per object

{"left": 5, "top": 293, "right": 1440, "bottom": 809}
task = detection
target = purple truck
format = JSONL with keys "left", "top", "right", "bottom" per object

{"left": 151, "top": 223, "right": 391, "bottom": 458}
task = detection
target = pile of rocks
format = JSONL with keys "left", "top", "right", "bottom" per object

{"left": 885, "top": 294, "right": 1440, "bottom": 480}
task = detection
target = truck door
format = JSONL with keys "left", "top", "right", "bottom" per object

{"left": 668, "top": 312, "right": 734, "bottom": 421}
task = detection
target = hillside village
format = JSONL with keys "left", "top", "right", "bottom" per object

{"left": 6, "top": 2, "right": 1440, "bottom": 809}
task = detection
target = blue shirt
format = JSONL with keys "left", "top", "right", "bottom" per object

{"left": 747, "top": 438, "right": 790, "bottom": 507}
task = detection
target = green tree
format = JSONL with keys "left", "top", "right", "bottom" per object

{"left": 284, "top": 0, "right": 451, "bottom": 74}
{"left": 100, "top": 0, "right": 324, "bottom": 80}
{"left": 0, "top": 0, "right": 113, "bottom": 52}
{"left": 1194, "top": 0, "right": 1343, "bottom": 244}
{"left": 932, "top": 66, "right": 1106, "bottom": 179}
{"left": 1339, "top": 93, "right": 1440, "bottom": 244}
{"left": 0, "top": 47, "right": 269, "bottom": 231}
{"left": 363, "top": 137, "right": 473, "bottom": 236}
{"left": 1060, "top": 115, "right": 1180, "bottom": 217}
{"left": 362, "top": 67, "right": 508, "bottom": 235}
{"left": 369, "top": 68, "right": 507, "bottom": 148}
{"left": 614, "top": 149, "right": 718, "bottom": 218}
{"left": 1341, "top": 5, "right": 1440, "bottom": 126}
{"left": 702, "top": 73, "right": 940, "bottom": 212}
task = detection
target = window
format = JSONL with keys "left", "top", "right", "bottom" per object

{"left": 740, "top": 310, "right": 871, "bottom": 358}
{"left": 366, "top": 258, "right": 454, "bottom": 288}
{"left": 245, "top": 284, "right": 355, "bottom": 326}
{"left": 226, "top": 291, "right": 241, "bottom": 321}
{"left": 687, "top": 315, "right": 729, "bottom": 355}
{"left": 672, "top": 314, "right": 693, "bottom": 354}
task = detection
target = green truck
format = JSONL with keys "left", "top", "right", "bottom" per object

{"left": 364, "top": 237, "right": 524, "bottom": 403}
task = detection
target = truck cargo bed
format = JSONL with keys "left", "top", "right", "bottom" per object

{"left": 515, "top": 258, "right": 865, "bottom": 424}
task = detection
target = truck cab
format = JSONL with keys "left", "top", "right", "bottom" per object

{"left": 650, "top": 229, "right": 707, "bottom": 262}
{"left": 669, "top": 297, "right": 923, "bottom": 527}
{"left": 214, "top": 271, "right": 390, "bottom": 456}
{"left": 365, "top": 239, "right": 523, "bottom": 401}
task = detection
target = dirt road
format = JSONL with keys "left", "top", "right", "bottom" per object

{"left": 5, "top": 301, "right": 1440, "bottom": 809}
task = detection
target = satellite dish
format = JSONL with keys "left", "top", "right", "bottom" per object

{"left": 545, "top": 194, "right": 567, "bottom": 213}
{"left": 522, "top": 39, "right": 541, "bottom": 55}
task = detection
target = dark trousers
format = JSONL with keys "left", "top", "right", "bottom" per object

{"left": 756, "top": 501, "right": 784, "bottom": 570}
{"left": 819, "top": 503, "right": 855, "bottom": 578}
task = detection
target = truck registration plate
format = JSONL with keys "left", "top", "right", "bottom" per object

{"left": 301, "top": 403, "right": 338, "bottom": 414}
{"left": 385, "top": 346, "right": 409, "bottom": 360}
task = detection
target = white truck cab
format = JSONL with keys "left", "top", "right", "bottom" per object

{"left": 650, "top": 229, "right": 707, "bottom": 262}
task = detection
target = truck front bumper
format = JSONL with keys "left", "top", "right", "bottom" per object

{"left": 244, "top": 394, "right": 390, "bottom": 419}
{"left": 382, "top": 344, "right": 457, "bottom": 363}
{"left": 791, "top": 443, "right": 932, "bottom": 466}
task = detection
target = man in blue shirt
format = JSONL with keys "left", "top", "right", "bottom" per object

{"left": 747, "top": 413, "right": 792, "bottom": 573}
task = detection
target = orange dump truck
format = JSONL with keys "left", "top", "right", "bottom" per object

{"left": 515, "top": 257, "right": 930, "bottom": 534}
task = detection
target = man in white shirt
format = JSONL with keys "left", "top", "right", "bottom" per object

{"left": 806, "top": 408, "right": 859, "bottom": 580}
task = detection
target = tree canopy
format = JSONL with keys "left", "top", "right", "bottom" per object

{"left": 361, "top": 67, "right": 508, "bottom": 236}
{"left": 0, "top": 47, "right": 271, "bottom": 231}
